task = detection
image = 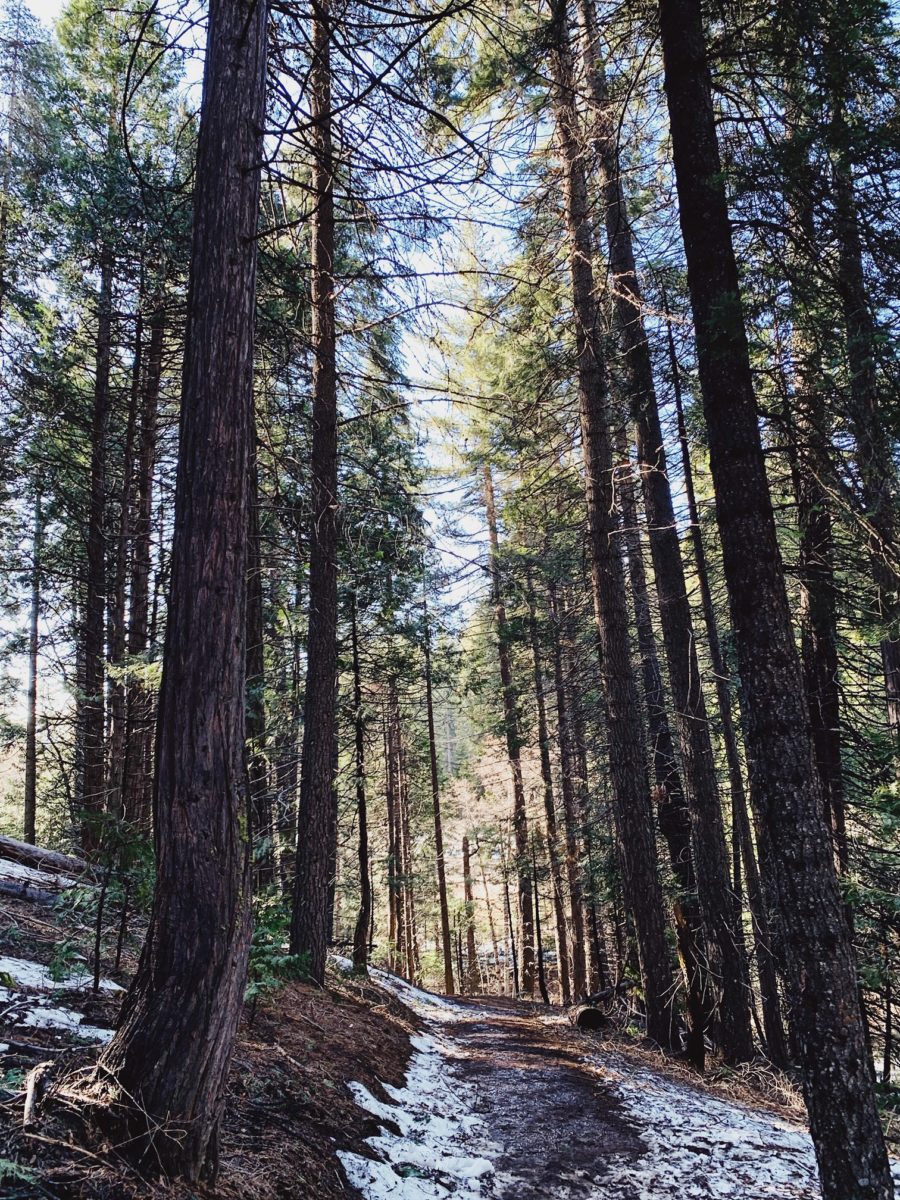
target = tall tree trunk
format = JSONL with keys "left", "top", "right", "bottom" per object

{"left": 787, "top": 405, "right": 847, "bottom": 870}
{"left": 247, "top": 450, "right": 275, "bottom": 889}
{"left": 276, "top": 589, "right": 302, "bottom": 891}
{"left": 424, "top": 590, "right": 454, "bottom": 994}
{"left": 351, "top": 593, "right": 371, "bottom": 972}
{"left": 825, "top": 72, "right": 900, "bottom": 763}
{"left": 95, "top": 0, "right": 267, "bottom": 1178}
{"left": 476, "top": 837, "right": 501, "bottom": 984}
{"left": 106, "top": 305, "right": 142, "bottom": 825}
{"left": 395, "top": 704, "right": 420, "bottom": 983}
{"left": 577, "top": 0, "right": 751, "bottom": 1060}
{"left": 665, "top": 309, "right": 789, "bottom": 1068}
{"left": 779, "top": 54, "right": 849, "bottom": 868}
{"left": 462, "top": 834, "right": 479, "bottom": 994}
{"left": 532, "top": 838, "right": 550, "bottom": 1005}
{"left": 548, "top": 584, "right": 588, "bottom": 999}
{"left": 658, "top": 1, "right": 891, "bottom": 1193}
{"left": 123, "top": 301, "right": 165, "bottom": 832}
{"left": 82, "top": 251, "right": 113, "bottom": 853}
{"left": 482, "top": 462, "right": 535, "bottom": 996}
{"left": 547, "top": 2, "right": 675, "bottom": 1048}
{"left": 503, "top": 859, "right": 519, "bottom": 997}
{"left": 525, "top": 567, "right": 572, "bottom": 1004}
{"left": 613, "top": 435, "right": 708, "bottom": 1068}
{"left": 290, "top": 0, "right": 339, "bottom": 984}
{"left": 385, "top": 701, "right": 402, "bottom": 972}
{"left": 23, "top": 492, "right": 41, "bottom": 844}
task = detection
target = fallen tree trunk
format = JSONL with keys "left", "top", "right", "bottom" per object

{"left": 22, "top": 1060, "right": 54, "bottom": 1128}
{"left": 0, "top": 837, "right": 91, "bottom": 878}
{"left": 0, "top": 879, "right": 66, "bottom": 906}
{"left": 569, "top": 1004, "right": 611, "bottom": 1031}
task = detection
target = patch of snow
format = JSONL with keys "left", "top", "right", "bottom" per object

{"left": 369, "top": 967, "right": 467, "bottom": 1022}
{"left": 0, "top": 955, "right": 123, "bottom": 993}
{"left": 589, "top": 1052, "right": 900, "bottom": 1198}
{"left": 0, "top": 985, "right": 113, "bottom": 1043}
{"left": 330, "top": 956, "right": 468, "bottom": 1022}
{"left": 338, "top": 1032, "right": 499, "bottom": 1200}
{"left": 337, "top": 964, "right": 900, "bottom": 1200}
{"left": 0, "top": 860, "right": 79, "bottom": 889}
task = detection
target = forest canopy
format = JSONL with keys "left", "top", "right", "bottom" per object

{"left": 0, "top": 0, "right": 899, "bottom": 1195}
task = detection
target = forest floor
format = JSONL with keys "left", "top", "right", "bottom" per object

{"left": 336, "top": 967, "right": 900, "bottom": 1200}
{"left": 1, "top": 860, "right": 898, "bottom": 1199}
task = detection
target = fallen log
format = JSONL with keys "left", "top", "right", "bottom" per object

{"left": 22, "top": 1060, "right": 54, "bottom": 1128}
{"left": 0, "top": 878, "right": 62, "bottom": 906}
{"left": 0, "top": 836, "right": 91, "bottom": 878}
{"left": 569, "top": 1004, "right": 611, "bottom": 1031}
{"left": 0, "top": 1038, "right": 64, "bottom": 1059}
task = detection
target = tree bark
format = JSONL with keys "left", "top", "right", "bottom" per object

{"left": 247, "top": 449, "right": 275, "bottom": 889}
{"left": 82, "top": 251, "right": 113, "bottom": 853}
{"left": 483, "top": 462, "right": 535, "bottom": 996}
{"left": 123, "top": 301, "right": 165, "bottom": 832}
{"left": 462, "top": 834, "right": 479, "bottom": 994}
{"left": 290, "top": 0, "right": 340, "bottom": 984}
{"left": 23, "top": 493, "right": 41, "bottom": 844}
{"left": 548, "top": 582, "right": 588, "bottom": 1000}
{"left": 94, "top": 0, "right": 266, "bottom": 1178}
{"left": 577, "top": 0, "right": 751, "bottom": 1061}
{"left": 665, "top": 312, "right": 789, "bottom": 1068}
{"left": 547, "top": 0, "right": 675, "bottom": 1048}
{"left": 658, "top": 1, "right": 891, "bottom": 1192}
{"left": 532, "top": 838, "right": 550, "bottom": 1005}
{"left": 351, "top": 593, "right": 371, "bottom": 972}
{"left": 424, "top": 590, "right": 454, "bottom": 994}
{"left": 613, "top": 434, "right": 708, "bottom": 1068}
{"left": 525, "top": 567, "right": 572, "bottom": 1004}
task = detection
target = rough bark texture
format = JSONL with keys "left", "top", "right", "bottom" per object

{"left": 82, "top": 253, "right": 113, "bottom": 853}
{"left": 94, "top": 0, "right": 266, "bottom": 1178}
{"left": 483, "top": 463, "right": 535, "bottom": 996}
{"left": 23, "top": 494, "right": 41, "bottom": 844}
{"left": 290, "top": 0, "right": 339, "bottom": 984}
{"left": 525, "top": 569, "right": 572, "bottom": 1005}
{"left": 659, "top": 1, "right": 891, "bottom": 1193}
{"left": 666, "top": 319, "right": 789, "bottom": 1068}
{"left": 424, "top": 593, "right": 454, "bottom": 994}
{"left": 548, "top": 0, "right": 675, "bottom": 1048}
{"left": 578, "top": 0, "right": 751, "bottom": 1061}
{"left": 613, "top": 436, "right": 708, "bottom": 1069}
{"left": 123, "top": 302, "right": 165, "bottom": 832}
{"left": 351, "top": 593, "right": 371, "bottom": 972}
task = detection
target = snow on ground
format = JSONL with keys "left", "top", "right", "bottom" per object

{"left": 0, "top": 954, "right": 118, "bottom": 1044}
{"left": 592, "top": 1052, "right": 900, "bottom": 1199}
{"left": 334, "top": 962, "right": 900, "bottom": 1200}
{"left": 338, "top": 1032, "right": 498, "bottom": 1200}
{"left": 332, "top": 957, "right": 499, "bottom": 1197}
{"left": 0, "top": 955, "right": 123, "bottom": 993}
{"left": 331, "top": 955, "right": 463, "bottom": 1020}
{"left": 591, "top": 1053, "right": 822, "bottom": 1199}
{"left": 0, "top": 983, "right": 113, "bottom": 1042}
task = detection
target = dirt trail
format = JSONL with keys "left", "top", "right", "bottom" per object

{"left": 338, "top": 969, "right": 900, "bottom": 1200}
{"left": 444, "top": 997, "right": 643, "bottom": 1198}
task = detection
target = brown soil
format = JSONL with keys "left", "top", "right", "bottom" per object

{"left": 0, "top": 908, "right": 418, "bottom": 1200}
{"left": 440, "top": 996, "right": 643, "bottom": 1198}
